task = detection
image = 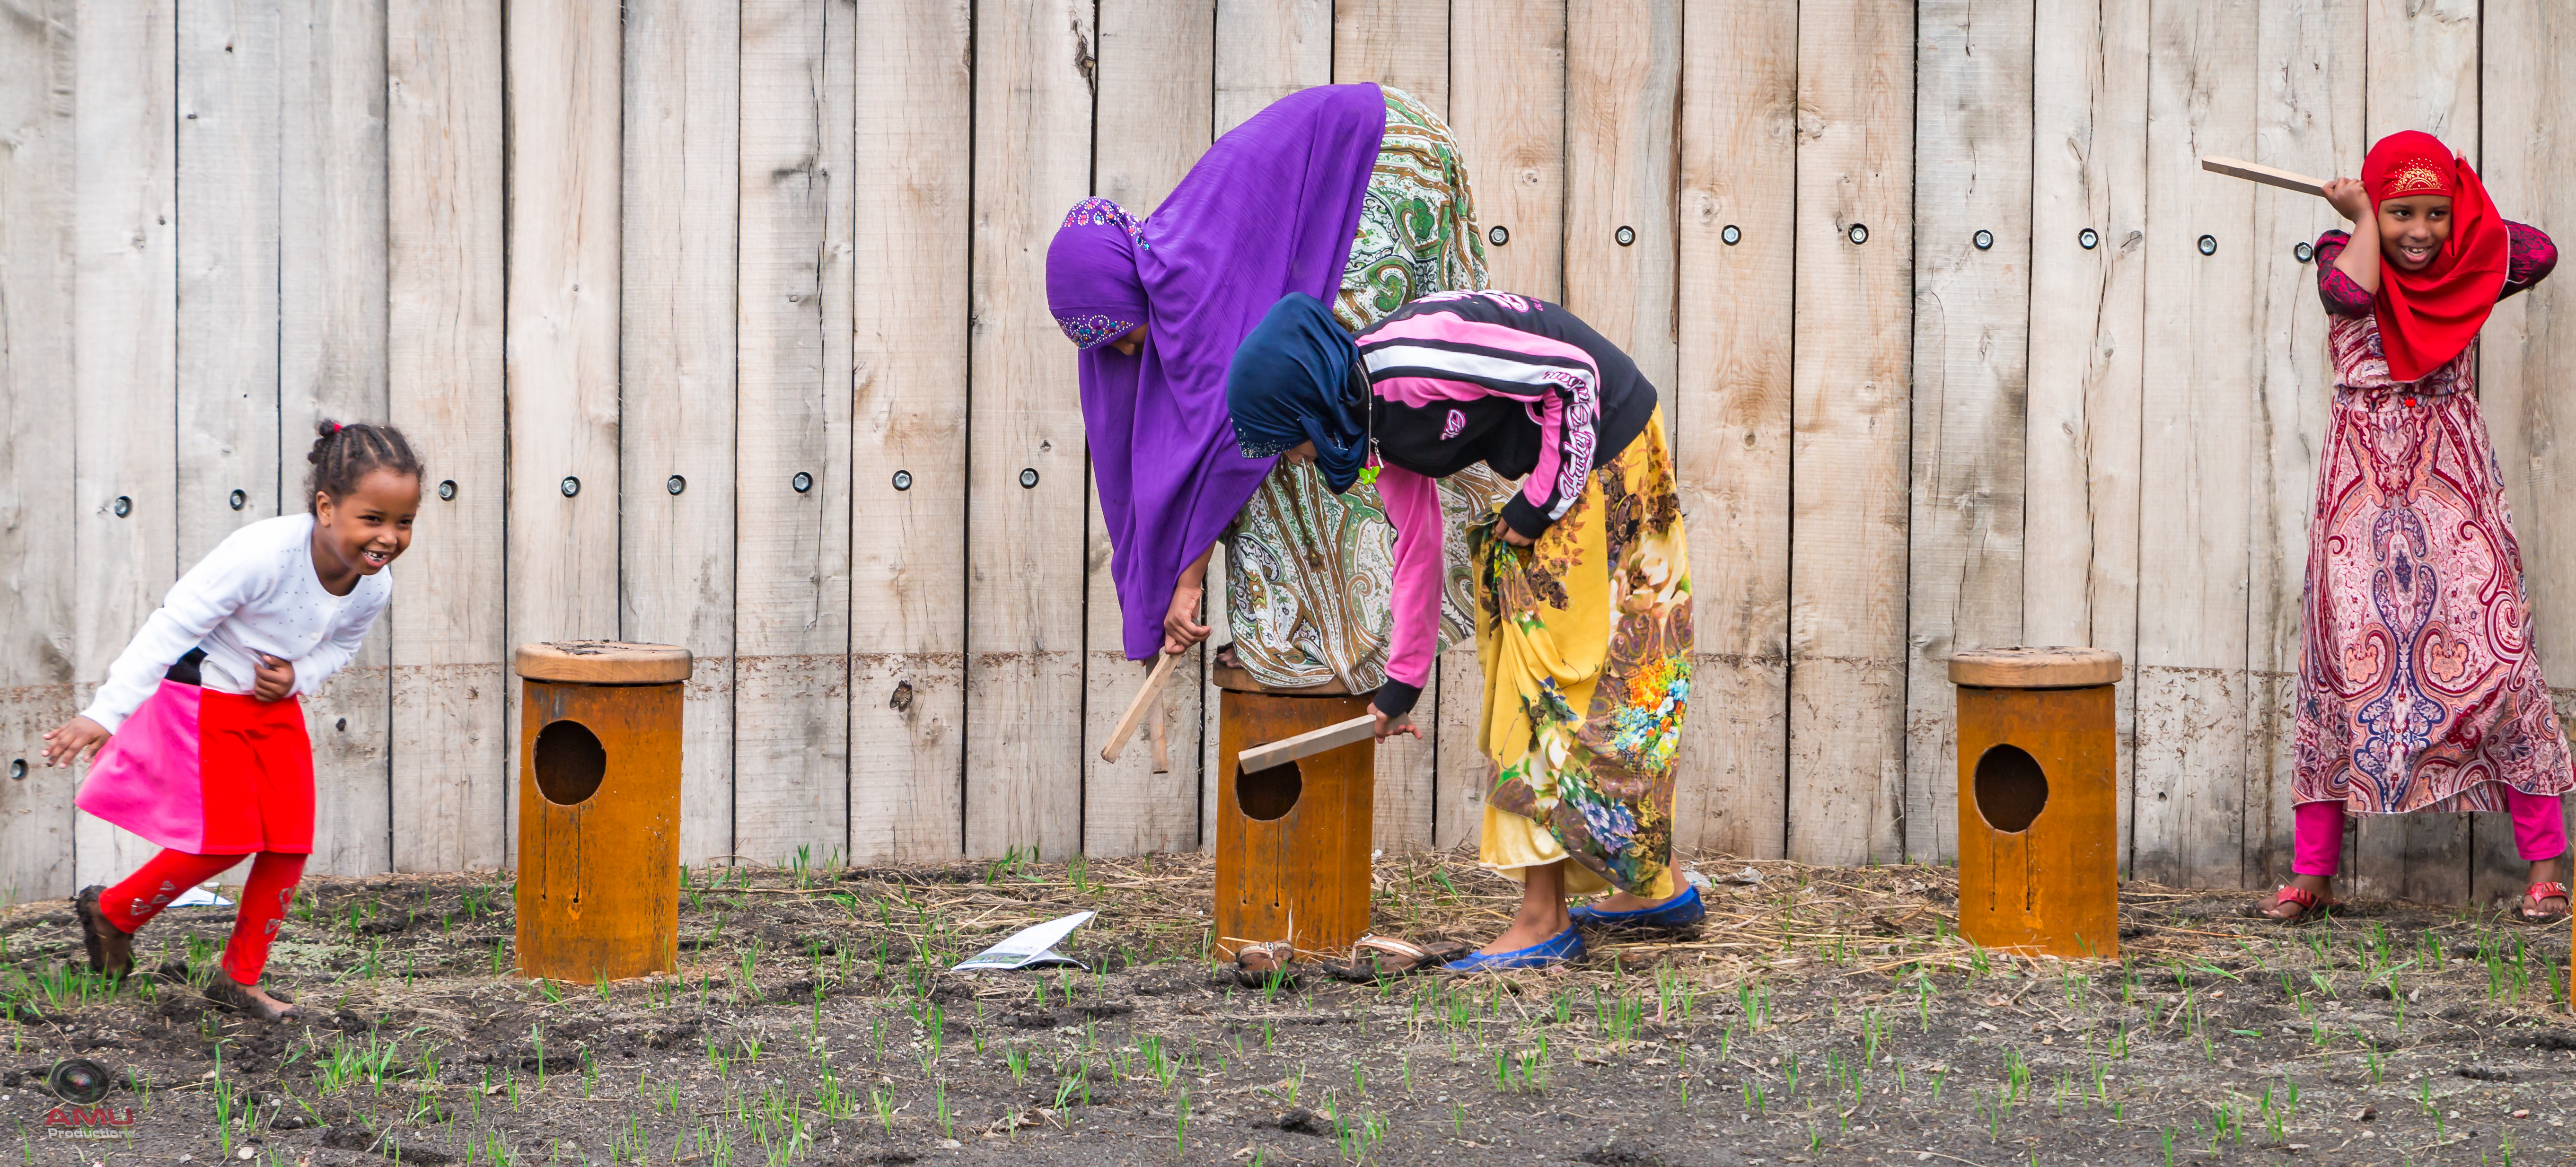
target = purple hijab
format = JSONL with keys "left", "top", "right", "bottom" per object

{"left": 1048, "top": 83, "right": 1387, "bottom": 661}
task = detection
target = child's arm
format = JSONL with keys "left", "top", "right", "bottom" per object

{"left": 2502, "top": 222, "right": 2558, "bottom": 300}
{"left": 2312, "top": 232, "right": 2374, "bottom": 316}
{"left": 46, "top": 535, "right": 266, "bottom": 764}
{"left": 1163, "top": 543, "right": 1216, "bottom": 656}
{"left": 79, "top": 540, "right": 266, "bottom": 731}
{"left": 2322, "top": 177, "right": 2381, "bottom": 294}
{"left": 1370, "top": 463, "right": 1442, "bottom": 739}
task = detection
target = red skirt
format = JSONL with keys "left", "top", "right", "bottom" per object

{"left": 79, "top": 683, "right": 314, "bottom": 855}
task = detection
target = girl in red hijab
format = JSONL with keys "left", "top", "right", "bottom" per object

{"left": 2266, "top": 132, "right": 2570, "bottom": 923}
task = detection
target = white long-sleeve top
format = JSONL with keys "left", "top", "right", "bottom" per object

{"left": 80, "top": 513, "right": 392, "bottom": 732}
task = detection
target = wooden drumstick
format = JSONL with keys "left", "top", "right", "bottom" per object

{"left": 1099, "top": 649, "right": 1182, "bottom": 763}
{"left": 2199, "top": 156, "right": 2327, "bottom": 198}
{"left": 1239, "top": 714, "right": 1378, "bottom": 772}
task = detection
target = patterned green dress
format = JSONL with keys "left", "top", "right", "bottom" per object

{"left": 1224, "top": 88, "right": 1516, "bottom": 691}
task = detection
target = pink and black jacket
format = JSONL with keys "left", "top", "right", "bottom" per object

{"left": 1357, "top": 291, "right": 1660, "bottom": 718}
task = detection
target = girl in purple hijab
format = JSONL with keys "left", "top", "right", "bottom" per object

{"left": 1049, "top": 83, "right": 1512, "bottom": 692}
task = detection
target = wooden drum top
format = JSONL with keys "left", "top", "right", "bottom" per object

{"left": 515, "top": 641, "right": 694, "bottom": 685}
{"left": 1947, "top": 646, "right": 2122, "bottom": 690}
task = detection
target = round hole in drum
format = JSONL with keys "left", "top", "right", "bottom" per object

{"left": 1973, "top": 743, "right": 2048, "bottom": 834}
{"left": 1235, "top": 760, "right": 1303, "bottom": 822}
{"left": 535, "top": 719, "right": 608, "bottom": 807}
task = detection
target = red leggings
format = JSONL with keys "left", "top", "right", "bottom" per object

{"left": 101, "top": 849, "right": 306, "bottom": 984}
{"left": 2292, "top": 792, "right": 2570, "bottom": 878}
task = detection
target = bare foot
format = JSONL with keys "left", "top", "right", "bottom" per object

{"left": 73, "top": 886, "right": 134, "bottom": 980}
{"left": 2521, "top": 854, "right": 2568, "bottom": 918}
{"left": 1478, "top": 860, "right": 1573, "bottom": 955}
{"left": 205, "top": 974, "right": 305, "bottom": 1021}
{"left": 2259, "top": 873, "right": 2335, "bottom": 921}
{"left": 1232, "top": 941, "right": 1297, "bottom": 988}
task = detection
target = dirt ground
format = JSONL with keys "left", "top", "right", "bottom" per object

{"left": 4, "top": 850, "right": 2575, "bottom": 1167}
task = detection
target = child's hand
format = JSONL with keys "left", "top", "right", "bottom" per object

{"left": 1163, "top": 580, "right": 1210, "bottom": 656}
{"left": 253, "top": 654, "right": 296, "bottom": 702}
{"left": 40, "top": 716, "right": 110, "bottom": 767}
{"left": 2322, "top": 177, "right": 2372, "bottom": 223}
{"left": 1370, "top": 706, "right": 1420, "bottom": 743}
{"left": 1501, "top": 525, "right": 1537, "bottom": 547}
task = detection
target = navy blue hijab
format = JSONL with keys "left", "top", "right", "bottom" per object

{"left": 1225, "top": 294, "right": 1368, "bottom": 492}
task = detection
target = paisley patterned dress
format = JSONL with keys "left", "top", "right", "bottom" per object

{"left": 1223, "top": 88, "right": 1515, "bottom": 692}
{"left": 2292, "top": 227, "right": 2575, "bottom": 815}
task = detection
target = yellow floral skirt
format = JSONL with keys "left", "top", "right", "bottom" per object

{"left": 1471, "top": 414, "right": 1692, "bottom": 897}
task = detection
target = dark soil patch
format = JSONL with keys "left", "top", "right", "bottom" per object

{"left": 2, "top": 853, "right": 2573, "bottom": 1166}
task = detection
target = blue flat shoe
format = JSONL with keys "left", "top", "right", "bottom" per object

{"left": 1567, "top": 884, "right": 1706, "bottom": 932}
{"left": 1442, "top": 925, "right": 1585, "bottom": 972}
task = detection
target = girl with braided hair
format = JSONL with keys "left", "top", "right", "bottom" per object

{"left": 42, "top": 421, "right": 422, "bottom": 1018}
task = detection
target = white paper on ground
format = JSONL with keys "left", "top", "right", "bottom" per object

{"left": 171, "top": 884, "right": 232, "bottom": 907}
{"left": 952, "top": 910, "right": 1095, "bottom": 972}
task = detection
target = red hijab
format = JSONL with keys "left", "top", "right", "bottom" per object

{"left": 2360, "top": 131, "right": 2509, "bottom": 382}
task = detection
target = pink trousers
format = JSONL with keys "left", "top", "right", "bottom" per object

{"left": 2293, "top": 790, "right": 2569, "bottom": 877}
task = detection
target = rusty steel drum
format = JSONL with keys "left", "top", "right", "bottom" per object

{"left": 514, "top": 641, "right": 691, "bottom": 981}
{"left": 1212, "top": 682, "right": 1375, "bottom": 960}
{"left": 1952, "top": 647, "right": 2123, "bottom": 960}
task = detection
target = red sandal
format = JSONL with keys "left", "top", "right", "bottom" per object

{"left": 2516, "top": 881, "right": 2569, "bottom": 923}
{"left": 2255, "top": 884, "right": 2336, "bottom": 923}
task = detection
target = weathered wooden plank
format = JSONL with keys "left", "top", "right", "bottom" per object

{"left": 1669, "top": 0, "right": 1794, "bottom": 861}
{"left": 1205, "top": 0, "right": 1327, "bottom": 826}
{"left": 1372, "top": 670, "right": 1437, "bottom": 853}
{"left": 2248, "top": 1, "right": 2363, "bottom": 896}
{"left": 1080, "top": 519, "right": 1207, "bottom": 854}
{"left": 1562, "top": 0, "right": 1679, "bottom": 861}
{"left": 2132, "top": 0, "right": 2259, "bottom": 890}
{"left": 622, "top": 0, "right": 739, "bottom": 869}
{"left": 0, "top": 685, "right": 76, "bottom": 903}
{"left": 2345, "top": 0, "right": 2478, "bottom": 908}
{"left": 1449, "top": 0, "right": 1565, "bottom": 301}
{"left": 71, "top": 0, "right": 180, "bottom": 888}
{"left": 1432, "top": 654, "right": 1484, "bottom": 850}
{"left": 0, "top": 0, "right": 79, "bottom": 902}
{"left": 2366, "top": 0, "right": 2478, "bottom": 150}
{"left": 503, "top": 0, "right": 623, "bottom": 864}
{"left": 1436, "top": 0, "right": 1565, "bottom": 853}
{"left": 176, "top": 0, "right": 281, "bottom": 564}
{"left": 281, "top": 0, "right": 392, "bottom": 877}
{"left": 2467, "top": 0, "right": 2574, "bottom": 912}
{"left": 1564, "top": 0, "right": 1678, "bottom": 398}
{"left": 387, "top": 0, "right": 508, "bottom": 874}
{"left": 2024, "top": 0, "right": 2149, "bottom": 875}
{"left": 1214, "top": 0, "right": 1329, "bottom": 135}
{"left": 2285, "top": 0, "right": 2484, "bottom": 904}
{"left": 735, "top": 0, "right": 856, "bottom": 867}
{"left": 852, "top": 0, "right": 972, "bottom": 865}
{"left": 1374, "top": 668, "right": 1433, "bottom": 851}
{"left": 966, "top": 0, "right": 1093, "bottom": 860}
{"left": 1200, "top": 554, "right": 1228, "bottom": 854}
{"left": 1785, "top": 0, "right": 1912, "bottom": 867}
{"left": 1901, "top": 0, "right": 2032, "bottom": 868}
{"left": 1084, "top": 0, "right": 1217, "bottom": 858}
{"left": 1097, "top": 0, "right": 1214, "bottom": 214}
{"left": 1333, "top": 0, "right": 1449, "bottom": 113}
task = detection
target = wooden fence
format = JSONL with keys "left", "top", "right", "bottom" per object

{"left": 5, "top": 0, "right": 2574, "bottom": 907}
